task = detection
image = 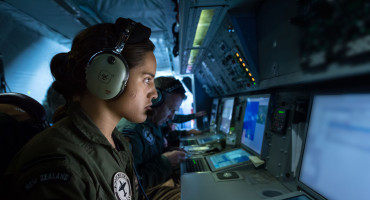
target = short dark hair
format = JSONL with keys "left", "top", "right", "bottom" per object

{"left": 154, "top": 76, "right": 187, "bottom": 101}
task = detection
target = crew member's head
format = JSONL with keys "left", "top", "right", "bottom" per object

{"left": 149, "top": 76, "right": 186, "bottom": 126}
{"left": 50, "top": 18, "right": 158, "bottom": 123}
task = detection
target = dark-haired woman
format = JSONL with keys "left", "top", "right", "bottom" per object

{"left": 1, "top": 18, "right": 157, "bottom": 200}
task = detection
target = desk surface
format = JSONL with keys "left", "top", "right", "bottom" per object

{"left": 181, "top": 166, "right": 292, "bottom": 200}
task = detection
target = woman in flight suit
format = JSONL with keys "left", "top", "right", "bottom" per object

{"left": 117, "top": 77, "right": 187, "bottom": 200}
{"left": 1, "top": 18, "right": 158, "bottom": 200}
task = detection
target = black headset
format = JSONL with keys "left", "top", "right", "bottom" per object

{"left": 85, "top": 19, "right": 136, "bottom": 100}
{"left": 152, "top": 81, "right": 184, "bottom": 107}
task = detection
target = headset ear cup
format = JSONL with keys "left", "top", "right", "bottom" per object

{"left": 86, "top": 52, "right": 129, "bottom": 100}
{"left": 151, "top": 89, "right": 163, "bottom": 107}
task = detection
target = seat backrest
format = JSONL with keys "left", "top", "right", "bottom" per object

{"left": 0, "top": 92, "right": 49, "bottom": 175}
{"left": 0, "top": 92, "right": 47, "bottom": 127}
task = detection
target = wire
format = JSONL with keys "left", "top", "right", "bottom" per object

{"left": 113, "top": 137, "right": 148, "bottom": 200}
{"left": 133, "top": 165, "right": 149, "bottom": 200}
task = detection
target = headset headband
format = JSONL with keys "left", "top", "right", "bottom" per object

{"left": 152, "top": 80, "right": 184, "bottom": 107}
{"left": 163, "top": 83, "right": 183, "bottom": 94}
{"left": 115, "top": 21, "right": 136, "bottom": 53}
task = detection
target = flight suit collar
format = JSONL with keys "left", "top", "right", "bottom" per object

{"left": 66, "top": 102, "right": 118, "bottom": 146}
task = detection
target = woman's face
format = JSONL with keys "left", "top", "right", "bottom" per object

{"left": 112, "top": 51, "right": 158, "bottom": 123}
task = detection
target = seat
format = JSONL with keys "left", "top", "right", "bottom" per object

{"left": 0, "top": 93, "right": 48, "bottom": 175}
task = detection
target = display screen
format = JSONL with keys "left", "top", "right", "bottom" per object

{"left": 299, "top": 94, "right": 370, "bottom": 200}
{"left": 241, "top": 95, "right": 270, "bottom": 155}
{"left": 219, "top": 98, "right": 235, "bottom": 134}
{"left": 208, "top": 148, "right": 250, "bottom": 170}
{"left": 197, "top": 134, "right": 221, "bottom": 144}
{"left": 210, "top": 98, "right": 219, "bottom": 126}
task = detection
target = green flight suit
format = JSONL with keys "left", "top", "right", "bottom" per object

{"left": 117, "top": 118, "right": 172, "bottom": 190}
{"left": 1, "top": 103, "right": 138, "bottom": 200}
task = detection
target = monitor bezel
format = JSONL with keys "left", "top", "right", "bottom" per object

{"left": 296, "top": 90, "right": 370, "bottom": 200}
{"left": 239, "top": 93, "right": 271, "bottom": 157}
{"left": 263, "top": 191, "right": 315, "bottom": 200}
{"left": 218, "top": 97, "right": 235, "bottom": 135}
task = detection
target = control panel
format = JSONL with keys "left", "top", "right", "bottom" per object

{"left": 270, "top": 107, "right": 289, "bottom": 134}
{"left": 192, "top": 13, "right": 259, "bottom": 97}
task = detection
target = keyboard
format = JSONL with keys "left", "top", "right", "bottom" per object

{"left": 185, "top": 158, "right": 207, "bottom": 173}
{"left": 183, "top": 140, "right": 198, "bottom": 146}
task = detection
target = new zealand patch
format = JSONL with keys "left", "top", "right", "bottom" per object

{"left": 142, "top": 127, "right": 155, "bottom": 145}
{"left": 24, "top": 171, "right": 71, "bottom": 191}
{"left": 113, "top": 172, "right": 132, "bottom": 200}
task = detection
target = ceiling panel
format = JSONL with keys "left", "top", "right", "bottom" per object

{"left": 3, "top": 0, "right": 178, "bottom": 74}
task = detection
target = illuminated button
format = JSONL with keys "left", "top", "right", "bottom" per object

{"left": 235, "top": 52, "right": 239, "bottom": 57}
{"left": 251, "top": 78, "right": 255, "bottom": 82}
{"left": 228, "top": 28, "right": 235, "bottom": 33}
{"left": 254, "top": 82, "right": 256, "bottom": 85}
{"left": 242, "top": 63, "right": 246, "bottom": 67}
{"left": 245, "top": 68, "right": 249, "bottom": 72}
{"left": 227, "top": 25, "right": 235, "bottom": 33}
{"left": 248, "top": 73, "right": 252, "bottom": 77}
{"left": 239, "top": 58, "right": 242, "bottom": 62}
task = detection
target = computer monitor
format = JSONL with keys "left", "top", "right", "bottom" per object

{"left": 240, "top": 94, "right": 270, "bottom": 156}
{"left": 219, "top": 97, "right": 235, "bottom": 134}
{"left": 298, "top": 93, "right": 370, "bottom": 200}
{"left": 210, "top": 98, "right": 219, "bottom": 126}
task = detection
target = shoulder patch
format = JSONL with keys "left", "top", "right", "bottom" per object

{"left": 113, "top": 172, "right": 132, "bottom": 200}
{"left": 142, "top": 127, "right": 155, "bottom": 145}
{"left": 24, "top": 171, "right": 71, "bottom": 191}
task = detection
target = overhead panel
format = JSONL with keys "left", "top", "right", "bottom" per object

{"left": 190, "top": 12, "right": 259, "bottom": 97}
{"left": 192, "top": 9, "right": 214, "bottom": 48}
{"left": 179, "top": 0, "right": 228, "bottom": 74}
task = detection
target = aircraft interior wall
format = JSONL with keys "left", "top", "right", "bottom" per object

{"left": 0, "top": 5, "right": 69, "bottom": 103}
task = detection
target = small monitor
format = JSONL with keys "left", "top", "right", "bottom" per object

{"left": 240, "top": 94, "right": 270, "bottom": 156}
{"left": 298, "top": 93, "right": 370, "bottom": 200}
{"left": 210, "top": 98, "right": 220, "bottom": 126}
{"left": 219, "top": 97, "right": 235, "bottom": 134}
{"left": 197, "top": 134, "right": 222, "bottom": 145}
{"left": 209, "top": 98, "right": 220, "bottom": 133}
{"left": 206, "top": 148, "right": 250, "bottom": 171}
